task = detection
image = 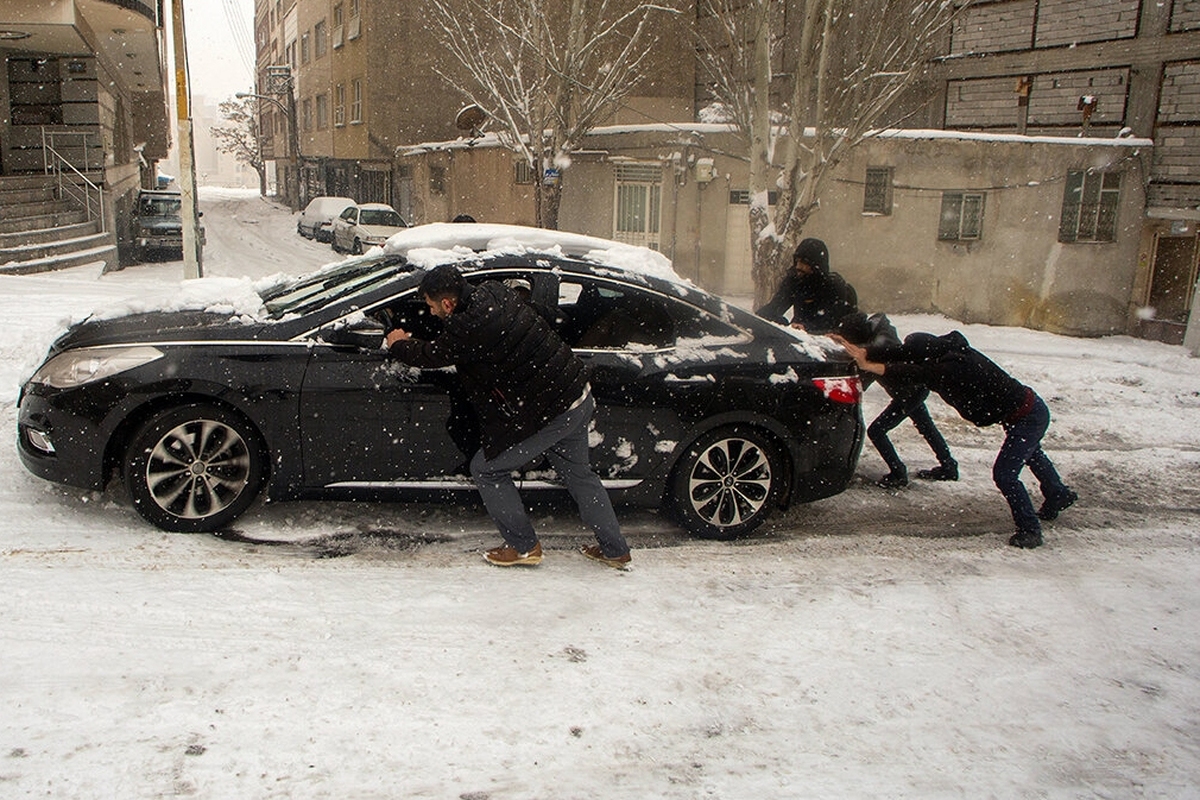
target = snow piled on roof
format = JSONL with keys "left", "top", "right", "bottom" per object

{"left": 383, "top": 222, "right": 685, "bottom": 284}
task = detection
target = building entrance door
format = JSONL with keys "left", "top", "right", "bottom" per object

{"left": 1142, "top": 234, "right": 1198, "bottom": 344}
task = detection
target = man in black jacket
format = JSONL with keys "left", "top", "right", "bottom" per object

{"left": 834, "top": 330, "right": 1077, "bottom": 549}
{"left": 756, "top": 238, "right": 858, "bottom": 335}
{"left": 385, "top": 265, "right": 631, "bottom": 568}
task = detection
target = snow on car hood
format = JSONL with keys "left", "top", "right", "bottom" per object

{"left": 382, "top": 222, "right": 684, "bottom": 284}
{"left": 88, "top": 276, "right": 269, "bottom": 323}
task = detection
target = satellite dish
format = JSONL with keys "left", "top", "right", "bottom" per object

{"left": 455, "top": 104, "right": 487, "bottom": 138}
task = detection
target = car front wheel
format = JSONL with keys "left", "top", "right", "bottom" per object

{"left": 668, "top": 425, "right": 783, "bottom": 539}
{"left": 352, "top": 238, "right": 363, "bottom": 255}
{"left": 124, "top": 404, "right": 266, "bottom": 532}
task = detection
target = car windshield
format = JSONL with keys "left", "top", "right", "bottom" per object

{"left": 260, "top": 254, "right": 412, "bottom": 318}
{"left": 359, "top": 209, "right": 404, "bottom": 227}
{"left": 139, "top": 196, "right": 181, "bottom": 216}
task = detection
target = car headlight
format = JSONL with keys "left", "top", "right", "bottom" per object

{"left": 29, "top": 346, "right": 164, "bottom": 389}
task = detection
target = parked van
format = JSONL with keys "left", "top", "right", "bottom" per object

{"left": 297, "top": 196, "right": 355, "bottom": 242}
{"left": 131, "top": 189, "right": 204, "bottom": 261}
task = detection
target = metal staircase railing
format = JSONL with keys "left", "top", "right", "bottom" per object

{"left": 40, "top": 128, "right": 105, "bottom": 232}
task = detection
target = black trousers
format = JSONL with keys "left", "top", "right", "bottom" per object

{"left": 867, "top": 387, "right": 955, "bottom": 474}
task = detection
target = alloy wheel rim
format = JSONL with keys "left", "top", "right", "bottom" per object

{"left": 145, "top": 419, "right": 251, "bottom": 519}
{"left": 687, "top": 437, "right": 772, "bottom": 527}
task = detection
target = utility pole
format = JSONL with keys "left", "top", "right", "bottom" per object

{"left": 170, "top": 0, "right": 202, "bottom": 278}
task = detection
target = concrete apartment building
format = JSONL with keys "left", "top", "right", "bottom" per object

{"left": 253, "top": 0, "right": 1200, "bottom": 341}
{"left": 0, "top": 0, "right": 171, "bottom": 273}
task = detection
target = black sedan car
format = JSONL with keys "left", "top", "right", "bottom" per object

{"left": 18, "top": 224, "right": 863, "bottom": 539}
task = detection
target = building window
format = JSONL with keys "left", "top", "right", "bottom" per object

{"left": 515, "top": 160, "right": 535, "bottom": 184}
{"left": 430, "top": 165, "right": 446, "bottom": 195}
{"left": 314, "top": 20, "right": 327, "bottom": 58}
{"left": 1059, "top": 170, "right": 1120, "bottom": 243}
{"left": 350, "top": 79, "right": 362, "bottom": 122}
{"left": 728, "top": 190, "right": 778, "bottom": 205}
{"left": 614, "top": 163, "right": 662, "bottom": 251}
{"left": 302, "top": 98, "right": 313, "bottom": 132}
{"left": 334, "top": 84, "right": 345, "bottom": 126}
{"left": 938, "top": 192, "right": 985, "bottom": 241}
{"left": 316, "top": 94, "right": 329, "bottom": 130}
{"left": 333, "top": 4, "right": 345, "bottom": 47}
{"left": 300, "top": 31, "right": 310, "bottom": 64}
{"left": 863, "top": 167, "right": 893, "bottom": 215}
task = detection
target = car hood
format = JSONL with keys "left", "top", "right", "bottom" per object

{"left": 49, "top": 310, "right": 280, "bottom": 354}
{"left": 356, "top": 224, "right": 404, "bottom": 239}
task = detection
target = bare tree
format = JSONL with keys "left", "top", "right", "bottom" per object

{"left": 699, "top": 0, "right": 968, "bottom": 304}
{"left": 426, "top": 0, "right": 677, "bottom": 229}
{"left": 211, "top": 97, "right": 268, "bottom": 196}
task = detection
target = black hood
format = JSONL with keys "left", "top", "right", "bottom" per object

{"left": 49, "top": 310, "right": 277, "bottom": 353}
{"left": 793, "top": 238, "right": 830, "bottom": 275}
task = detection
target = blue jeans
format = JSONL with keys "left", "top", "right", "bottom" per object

{"left": 470, "top": 391, "right": 629, "bottom": 558}
{"left": 868, "top": 387, "right": 956, "bottom": 474}
{"left": 993, "top": 394, "right": 1068, "bottom": 534}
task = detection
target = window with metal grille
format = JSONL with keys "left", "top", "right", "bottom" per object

{"left": 430, "top": 165, "right": 446, "bottom": 195}
{"left": 613, "top": 164, "right": 662, "bottom": 250}
{"left": 334, "top": 84, "right": 345, "bottom": 126}
{"left": 938, "top": 192, "right": 985, "bottom": 241}
{"left": 1059, "top": 170, "right": 1120, "bottom": 243}
{"left": 863, "top": 167, "right": 893, "bottom": 215}
{"left": 514, "top": 160, "right": 534, "bottom": 185}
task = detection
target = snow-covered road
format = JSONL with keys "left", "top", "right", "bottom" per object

{"left": 1, "top": 189, "right": 1198, "bottom": 798}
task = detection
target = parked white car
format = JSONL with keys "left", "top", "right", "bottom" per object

{"left": 331, "top": 203, "right": 408, "bottom": 254}
{"left": 296, "top": 196, "right": 355, "bottom": 242}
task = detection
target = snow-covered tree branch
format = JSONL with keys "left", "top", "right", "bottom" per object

{"left": 699, "top": 0, "right": 969, "bottom": 304}
{"left": 425, "top": 0, "right": 678, "bottom": 229}
{"left": 210, "top": 97, "right": 268, "bottom": 197}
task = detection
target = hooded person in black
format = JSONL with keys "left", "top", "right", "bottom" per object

{"left": 756, "top": 238, "right": 858, "bottom": 335}
{"left": 834, "top": 329, "right": 1077, "bottom": 549}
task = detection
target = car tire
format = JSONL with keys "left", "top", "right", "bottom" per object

{"left": 668, "top": 425, "right": 783, "bottom": 540}
{"left": 352, "top": 238, "right": 363, "bottom": 255}
{"left": 124, "top": 404, "right": 266, "bottom": 532}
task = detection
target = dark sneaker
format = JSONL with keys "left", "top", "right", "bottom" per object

{"left": 1008, "top": 530, "right": 1044, "bottom": 549}
{"left": 580, "top": 544, "right": 631, "bottom": 570}
{"left": 915, "top": 464, "right": 959, "bottom": 481}
{"left": 1037, "top": 488, "right": 1078, "bottom": 521}
{"left": 483, "top": 541, "right": 543, "bottom": 566}
{"left": 875, "top": 469, "right": 908, "bottom": 489}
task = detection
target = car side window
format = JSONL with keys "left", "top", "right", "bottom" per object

{"left": 556, "top": 279, "right": 676, "bottom": 350}
{"left": 369, "top": 292, "right": 442, "bottom": 341}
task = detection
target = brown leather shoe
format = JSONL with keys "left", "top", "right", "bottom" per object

{"left": 580, "top": 543, "right": 631, "bottom": 570}
{"left": 483, "top": 541, "right": 543, "bottom": 566}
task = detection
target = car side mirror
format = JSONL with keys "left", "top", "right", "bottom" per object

{"left": 321, "top": 320, "right": 385, "bottom": 351}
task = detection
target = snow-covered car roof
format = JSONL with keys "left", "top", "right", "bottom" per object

{"left": 381, "top": 222, "right": 685, "bottom": 285}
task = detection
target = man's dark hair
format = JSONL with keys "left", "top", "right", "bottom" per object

{"left": 420, "top": 264, "right": 466, "bottom": 302}
{"left": 834, "top": 312, "right": 872, "bottom": 345}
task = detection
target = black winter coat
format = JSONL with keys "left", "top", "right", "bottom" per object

{"left": 871, "top": 331, "right": 1030, "bottom": 427}
{"left": 756, "top": 269, "right": 858, "bottom": 334}
{"left": 388, "top": 281, "right": 588, "bottom": 458}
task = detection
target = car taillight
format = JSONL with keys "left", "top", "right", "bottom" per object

{"left": 813, "top": 376, "right": 862, "bottom": 404}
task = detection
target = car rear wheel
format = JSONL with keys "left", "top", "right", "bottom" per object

{"left": 124, "top": 404, "right": 265, "bottom": 532}
{"left": 668, "top": 425, "right": 783, "bottom": 539}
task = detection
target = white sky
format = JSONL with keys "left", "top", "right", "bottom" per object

{"left": 181, "top": 0, "right": 256, "bottom": 102}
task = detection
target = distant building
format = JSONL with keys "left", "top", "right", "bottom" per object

{"left": 0, "top": 0, "right": 172, "bottom": 272}
{"left": 256, "top": 0, "right": 1200, "bottom": 340}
